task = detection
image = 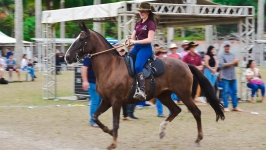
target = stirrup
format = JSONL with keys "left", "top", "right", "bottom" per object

{"left": 133, "top": 87, "right": 146, "bottom": 100}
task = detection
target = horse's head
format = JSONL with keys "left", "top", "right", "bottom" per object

{"left": 65, "top": 22, "right": 94, "bottom": 64}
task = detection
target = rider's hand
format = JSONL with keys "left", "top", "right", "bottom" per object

{"left": 130, "top": 39, "right": 137, "bottom": 44}
{"left": 82, "top": 82, "right": 89, "bottom": 91}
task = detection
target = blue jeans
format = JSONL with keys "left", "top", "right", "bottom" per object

{"left": 204, "top": 68, "right": 218, "bottom": 87}
{"left": 222, "top": 79, "right": 238, "bottom": 108}
{"left": 22, "top": 66, "right": 35, "bottom": 79}
{"left": 247, "top": 83, "right": 265, "bottom": 97}
{"left": 171, "top": 93, "right": 181, "bottom": 102}
{"left": 218, "top": 81, "right": 233, "bottom": 98}
{"left": 136, "top": 101, "right": 146, "bottom": 106}
{"left": 156, "top": 99, "right": 164, "bottom": 115}
{"left": 88, "top": 83, "right": 102, "bottom": 124}
{"left": 129, "top": 44, "right": 153, "bottom": 73}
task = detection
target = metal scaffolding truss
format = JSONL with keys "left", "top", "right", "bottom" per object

{"left": 41, "top": 1, "right": 255, "bottom": 100}
{"left": 42, "top": 24, "right": 57, "bottom": 100}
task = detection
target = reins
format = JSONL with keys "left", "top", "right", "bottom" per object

{"left": 88, "top": 39, "right": 133, "bottom": 58}
{"left": 76, "top": 29, "right": 133, "bottom": 63}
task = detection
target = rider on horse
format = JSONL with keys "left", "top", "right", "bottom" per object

{"left": 128, "top": 2, "right": 159, "bottom": 100}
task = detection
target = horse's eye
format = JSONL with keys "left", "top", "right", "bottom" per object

{"left": 79, "top": 38, "right": 84, "bottom": 42}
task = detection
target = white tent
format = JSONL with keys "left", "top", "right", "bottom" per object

{"left": 42, "top": 2, "right": 125, "bottom": 23}
{"left": 0, "top": 31, "right": 31, "bottom": 44}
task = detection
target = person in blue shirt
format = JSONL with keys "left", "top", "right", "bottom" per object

{"left": 82, "top": 57, "right": 102, "bottom": 128}
{"left": 5, "top": 48, "right": 12, "bottom": 59}
{"left": 5, "top": 54, "right": 21, "bottom": 82}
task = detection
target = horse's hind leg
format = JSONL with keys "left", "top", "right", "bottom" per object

{"left": 93, "top": 100, "right": 113, "bottom": 136}
{"left": 157, "top": 90, "right": 182, "bottom": 139}
{"left": 107, "top": 102, "right": 122, "bottom": 150}
{"left": 178, "top": 93, "right": 203, "bottom": 146}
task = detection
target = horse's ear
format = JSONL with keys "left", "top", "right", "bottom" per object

{"left": 79, "top": 22, "right": 83, "bottom": 31}
{"left": 82, "top": 21, "right": 89, "bottom": 33}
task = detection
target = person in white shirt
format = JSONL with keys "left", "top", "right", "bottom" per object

{"left": 245, "top": 60, "right": 265, "bottom": 103}
{"left": 0, "top": 55, "right": 5, "bottom": 78}
{"left": 21, "top": 54, "right": 36, "bottom": 81}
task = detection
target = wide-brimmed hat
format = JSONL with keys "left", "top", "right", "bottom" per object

{"left": 182, "top": 40, "right": 189, "bottom": 45}
{"left": 156, "top": 47, "right": 167, "bottom": 54}
{"left": 168, "top": 43, "right": 178, "bottom": 49}
{"left": 186, "top": 42, "right": 198, "bottom": 50}
{"left": 135, "top": 2, "right": 154, "bottom": 11}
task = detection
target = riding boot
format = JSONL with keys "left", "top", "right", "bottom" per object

{"left": 134, "top": 72, "right": 146, "bottom": 100}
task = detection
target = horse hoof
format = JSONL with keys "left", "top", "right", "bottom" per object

{"left": 193, "top": 142, "right": 200, "bottom": 147}
{"left": 107, "top": 144, "right": 116, "bottom": 150}
{"left": 159, "top": 131, "right": 166, "bottom": 139}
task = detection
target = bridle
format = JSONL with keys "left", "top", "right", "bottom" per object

{"left": 75, "top": 30, "right": 133, "bottom": 63}
{"left": 76, "top": 31, "right": 90, "bottom": 63}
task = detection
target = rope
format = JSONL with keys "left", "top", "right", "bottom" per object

{"left": 89, "top": 39, "right": 133, "bottom": 58}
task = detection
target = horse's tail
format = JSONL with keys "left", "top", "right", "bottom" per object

{"left": 188, "top": 64, "right": 225, "bottom": 121}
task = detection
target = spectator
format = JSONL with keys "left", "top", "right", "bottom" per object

{"left": 179, "top": 40, "right": 189, "bottom": 58}
{"left": 153, "top": 44, "right": 160, "bottom": 54}
{"left": 0, "top": 54, "right": 5, "bottom": 79}
{"left": 21, "top": 54, "right": 36, "bottom": 81}
{"left": 117, "top": 46, "right": 131, "bottom": 120}
{"left": 55, "top": 50, "right": 61, "bottom": 75}
{"left": 127, "top": 44, "right": 139, "bottom": 119}
{"left": 204, "top": 45, "right": 219, "bottom": 87}
{"left": 245, "top": 60, "right": 265, "bottom": 103}
{"left": 219, "top": 41, "right": 242, "bottom": 112}
{"left": 182, "top": 42, "right": 203, "bottom": 101}
{"left": 155, "top": 46, "right": 167, "bottom": 58}
{"left": 154, "top": 47, "right": 168, "bottom": 117}
{"left": 82, "top": 57, "right": 102, "bottom": 128}
{"left": 28, "top": 59, "right": 34, "bottom": 68}
{"left": 5, "top": 48, "right": 12, "bottom": 59}
{"left": 33, "top": 55, "right": 38, "bottom": 64}
{"left": 6, "top": 54, "right": 21, "bottom": 82}
{"left": 167, "top": 43, "right": 180, "bottom": 59}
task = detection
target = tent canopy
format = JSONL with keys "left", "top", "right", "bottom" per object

{"left": 42, "top": 2, "right": 125, "bottom": 23}
{"left": 0, "top": 31, "right": 31, "bottom": 44}
{"left": 41, "top": 0, "right": 219, "bottom": 24}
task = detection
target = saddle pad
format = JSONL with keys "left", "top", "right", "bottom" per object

{"left": 151, "top": 58, "right": 165, "bottom": 77}
{"left": 124, "top": 55, "right": 165, "bottom": 78}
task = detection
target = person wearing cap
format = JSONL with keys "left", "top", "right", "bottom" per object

{"left": 179, "top": 40, "right": 189, "bottom": 58}
{"left": 127, "top": 2, "right": 159, "bottom": 100}
{"left": 182, "top": 42, "right": 203, "bottom": 101}
{"left": 167, "top": 43, "right": 180, "bottom": 59}
{"left": 219, "top": 41, "right": 242, "bottom": 112}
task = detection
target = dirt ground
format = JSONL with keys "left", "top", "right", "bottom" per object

{"left": 1, "top": 72, "right": 266, "bottom": 150}
{"left": 0, "top": 103, "right": 266, "bottom": 150}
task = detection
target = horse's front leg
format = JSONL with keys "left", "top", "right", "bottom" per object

{"left": 93, "top": 100, "right": 112, "bottom": 135}
{"left": 107, "top": 102, "right": 122, "bottom": 150}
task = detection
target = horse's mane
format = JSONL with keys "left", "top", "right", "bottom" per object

{"left": 91, "top": 30, "right": 120, "bottom": 56}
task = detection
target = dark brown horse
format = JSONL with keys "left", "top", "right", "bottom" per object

{"left": 65, "top": 23, "right": 225, "bottom": 150}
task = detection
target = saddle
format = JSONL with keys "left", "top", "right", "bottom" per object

{"left": 124, "top": 53, "right": 165, "bottom": 102}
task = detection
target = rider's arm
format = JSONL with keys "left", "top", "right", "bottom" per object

{"left": 131, "top": 30, "right": 136, "bottom": 40}
{"left": 134, "top": 30, "right": 155, "bottom": 44}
